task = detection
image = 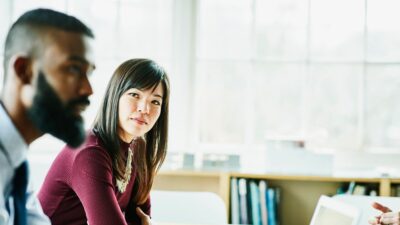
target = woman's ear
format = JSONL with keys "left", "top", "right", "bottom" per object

{"left": 12, "top": 56, "right": 33, "bottom": 84}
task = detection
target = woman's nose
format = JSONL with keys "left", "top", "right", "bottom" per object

{"left": 137, "top": 101, "right": 149, "bottom": 114}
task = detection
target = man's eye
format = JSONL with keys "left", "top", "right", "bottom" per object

{"left": 68, "top": 66, "right": 83, "bottom": 75}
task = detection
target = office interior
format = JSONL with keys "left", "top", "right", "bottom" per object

{"left": 1, "top": 0, "right": 400, "bottom": 225}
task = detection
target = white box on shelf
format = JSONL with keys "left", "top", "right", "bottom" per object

{"left": 263, "top": 138, "right": 333, "bottom": 176}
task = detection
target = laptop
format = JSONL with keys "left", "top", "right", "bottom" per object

{"left": 309, "top": 195, "right": 361, "bottom": 225}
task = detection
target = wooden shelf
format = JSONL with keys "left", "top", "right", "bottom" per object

{"left": 153, "top": 170, "right": 396, "bottom": 225}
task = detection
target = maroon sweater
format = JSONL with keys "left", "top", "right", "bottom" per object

{"left": 38, "top": 131, "right": 150, "bottom": 225}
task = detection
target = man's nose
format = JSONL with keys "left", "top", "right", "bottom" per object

{"left": 79, "top": 75, "right": 93, "bottom": 97}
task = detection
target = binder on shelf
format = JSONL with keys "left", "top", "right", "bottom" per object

{"left": 231, "top": 178, "right": 280, "bottom": 225}
{"left": 347, "top": 181, "right": 356, "bottom": 194}
{"left": 250, "top": 180, "right": 262, "bottom": 225}
{"left": 337, "top": 182, "right": 378, "bottom": 196}
{"left": 230, "top": 178, "right": 240, "bottom": 224}
{"left": 238, "top": 178, "right": 249, "bottom": 225}
{"left": 365, "top": 183, "right": 379, "bottom": 196}
{"left": 246, "top": 180, "right": 253, "bottom": 225}
{"left": 259, "top": 180, "right": 269, "bottom": 225}
{"left": 275, "top": 188, "right": 281, "bottom": 225}
{"left": 267, "top": 188, "right": 277, "bottom": 225}
{"left": 352, "top": 184, "right": 367, "bottom": 195}
{"left": 396, "top": 185, "right": 400, "bottom": 197}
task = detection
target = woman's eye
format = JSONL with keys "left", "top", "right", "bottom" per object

{"left": 128, "top": 93, "right": 139, "bottom": 98}
{"left": 152, "top": 100, "right": 161, "bottom": 106}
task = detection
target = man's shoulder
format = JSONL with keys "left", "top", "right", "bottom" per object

{"left": 0, "top": 141, "right": 12, "bottom": 170}
{"left": 0, "top": 143, "right": 15, "bottom": 199}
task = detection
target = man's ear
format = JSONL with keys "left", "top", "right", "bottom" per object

{"left": 13, "top": 56, "right": 33, "bottom": 84}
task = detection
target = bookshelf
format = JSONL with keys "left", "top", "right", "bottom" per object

{"left": 153, "top": 170, "right": 394, "bottom": 225}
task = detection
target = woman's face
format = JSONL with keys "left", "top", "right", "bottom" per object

{"left": 118, "top": 83, "right": 164, "bottom": 143}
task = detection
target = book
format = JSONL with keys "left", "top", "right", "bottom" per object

{"left": 267, "top": 188, "right": 277, "bottom": 225}
{"left": 259, "top": 180, "right": 269, "bottom": 225}
{"left": 352, "top": 184, "right": 366, "bottom": 195}
{"left": 336, "top": 183, "right": 348, "bottom": 195}
{"left": 347, "top": 181, "right": 356, "bottom": 194}
{"left": 238, "top": 178, "right": 249, "bottom": 224}
{"left": 230, "top": 178, "right": 240, "bottom": 224}
{"left": 369, "top": 189, "right": 378, "bottom": 196}
{"left": 365, "top": 183, "right": 378, "bottom": 196}
{"left": 275, "top": 188, "right": 281, "bottom": 225}
{"left": 246, "top": 180, "right": 253, "bottom": 225}
{"left": 250, "top": 180, "right": 262, "bottom": 225}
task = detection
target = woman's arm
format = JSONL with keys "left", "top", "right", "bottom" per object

{"left": 126, "top": 193, "right": 151, "bottom": 224}
{"left": 136, "top": 207, "right": 152, "bottom": 225}
{"left": 71, "top": 147, "right": 127, "bottom": 225}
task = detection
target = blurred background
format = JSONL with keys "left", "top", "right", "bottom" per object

{"left": 2, "top": 0, "right": 400, "bottom": 183}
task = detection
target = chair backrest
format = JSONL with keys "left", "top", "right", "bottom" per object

{"left": 333, "top": 195, "right": 400, "bottom": 225}
{"left": 150, "top": 190, "right": 227, "bottom": 225}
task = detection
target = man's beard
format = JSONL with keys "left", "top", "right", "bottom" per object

{"left": 27, "top": 71, "right": 90, "bottom": 148}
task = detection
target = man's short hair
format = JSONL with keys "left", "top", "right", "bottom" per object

{"left": 3, "top": 8, "right": 94, "bottom": 80}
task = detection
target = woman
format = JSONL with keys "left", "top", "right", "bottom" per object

{"left": 38, "top": 59, "right": 170, "bottom": 225}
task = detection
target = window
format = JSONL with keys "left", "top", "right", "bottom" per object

{"left": 194, "top": 0, "right": 400, "bottom": 153}
{"left": 1, "top": 0, "right": 400, "bottom": 155}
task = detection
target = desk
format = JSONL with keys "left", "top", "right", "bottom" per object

{"left": 157, "top": 223, "right": 230, "bottom": 225}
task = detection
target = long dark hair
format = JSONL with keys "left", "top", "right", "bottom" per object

{"left": 93, "top": 59, "right": 169, "bottom": 204}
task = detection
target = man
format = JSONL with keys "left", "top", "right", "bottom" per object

{"left": 0, "top": 8, "right": 95, "bottom": 224}
{"left": 369, "top": 202, "right": 400, "bottom": 225}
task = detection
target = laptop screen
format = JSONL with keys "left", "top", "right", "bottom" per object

{"left": 310, "top": 196, "right": 360, "bottom": 225}
{"left": 312, "top": 206, "right": 356, "bottom": 225}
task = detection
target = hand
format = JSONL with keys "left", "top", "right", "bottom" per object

{"left": 136, "top": 207, "right": 152, "bottom": 225}
{"left": 379, "top": 212, "right": 400, "bottom": 225}
{"left": 373, "top": 202, "right": 393, "bottom": 214}
{"left": 369, "top": 202, "right": 400, "bottom": 225}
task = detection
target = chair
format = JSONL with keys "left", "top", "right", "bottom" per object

{"left": 150, "top": 190, "right": 227, "bottom": 225}
{"left": 333, "top": 194, "right": 400, "bottom": 225}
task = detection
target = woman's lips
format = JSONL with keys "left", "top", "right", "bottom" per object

{"left": 132, "top": 118, "right": 147, "bottom": 125}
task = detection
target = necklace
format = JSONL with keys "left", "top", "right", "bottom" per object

{"left": 116, "top": 146, "right": 133, "bottom": 193}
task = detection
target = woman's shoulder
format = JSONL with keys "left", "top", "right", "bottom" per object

{"left": 69, "top": 132, "right": 116, "bottom": 185}
{"left": 85, "top": 130, "right": 106, "bottom": 149}
{"left": 65, "top": 131, "right": 111, "bottom": 161}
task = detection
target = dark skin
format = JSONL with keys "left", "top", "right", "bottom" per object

{"left": 1, "top": 28, "right": 95, "bottom": 145}
{"left": 1, "top": 28, "right": 152, "bottom": 224}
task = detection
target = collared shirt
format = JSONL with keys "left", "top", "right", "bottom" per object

{"left": 0, "top": 103, "right": 50, "bottom": 225}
